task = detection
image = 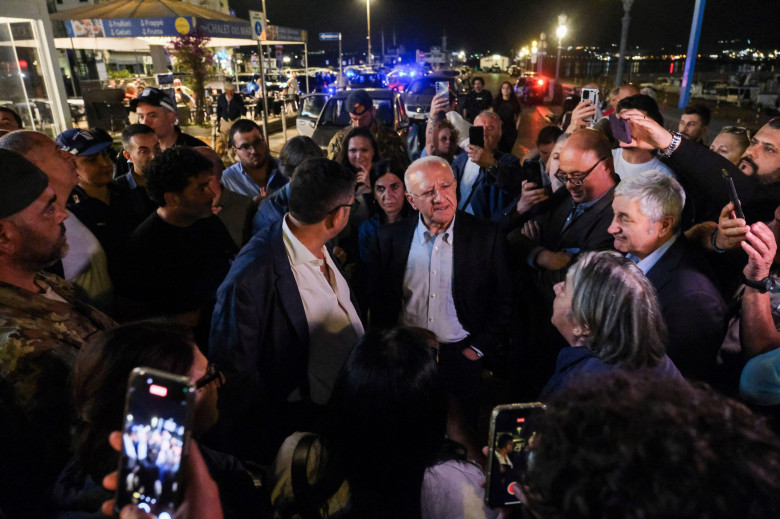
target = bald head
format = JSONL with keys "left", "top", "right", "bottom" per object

{"left": 404, "top": 156, "right": 454, "bottom": 191}
{"left": 404, "top": 156, "right": 457, "bottom": 232}
{"left": 0, "top": 130, "right": 78, "bottom": 204}
{"left": 558, "top": 129, "right": 616, "bottom": 203}
{"left": 566, "top": 128, "right": 613, "bottom": 162}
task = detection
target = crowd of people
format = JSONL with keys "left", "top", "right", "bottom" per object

{"left": 1, "top": 76, "right": 780, "bottom": 518}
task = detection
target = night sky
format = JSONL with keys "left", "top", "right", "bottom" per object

{"left": 229, "top": 0, "right": 778, "bottom": 56}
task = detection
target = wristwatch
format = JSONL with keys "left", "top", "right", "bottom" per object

{"left": 486, "top": 161, "right": 500, "bottom": 177}
{"left": 659, "top": 131, "right": 682, "bottom": 158}
{"left": 741, "top": 274, "right": 779, "bottom": 294}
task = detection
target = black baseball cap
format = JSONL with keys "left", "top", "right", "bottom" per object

{"left": 0, "top": 149, "right": 49, "bottom": 219}
{"left": 130, "top": 87, "right": 177, "bottom": 113}
{"left": 345, "top": 90, "right": 373, "bottom": 115}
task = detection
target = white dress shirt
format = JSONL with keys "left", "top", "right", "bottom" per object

{"left": 282, "top": 215, "right": 364, "bottom": 404}
{"left": 400, "top": 214, "right": 469, "bottom": 344}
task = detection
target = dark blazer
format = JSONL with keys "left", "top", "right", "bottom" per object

{"left": 509, "top": 184, "right": 617, "bottom": 298}
{"left": 645, "top": 235, "right": 727, "bottom": 383}
{"left": 209, "top": 219, "right": 361, "bottom": 461}
{"left": 367, "top": 212, "right": 513, "bottom": 360}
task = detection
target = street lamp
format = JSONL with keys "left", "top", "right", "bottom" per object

{"left": 555, "top": 14, "right": 567, "bottom": 79}
{"left": 366, "top": 0, "right": 372, "bottom": 68}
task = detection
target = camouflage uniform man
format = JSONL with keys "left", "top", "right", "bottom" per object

{"left": 0, "top": 150, "right": 115, "bottom": 517}
{"left": 326, "top": 89, "right": 409, "bottom": 167}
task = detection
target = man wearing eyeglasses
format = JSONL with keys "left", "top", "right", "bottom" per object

{"left": 211, "top": 158, "right": 363, "bottom": 463}
{"left": 506, "top": 129, "right": 618, "bottom": 397}
{"left": 511, "top": 129, "right": 618, "bottom": 298}
{"left": 221, "top": 119, "right": 287, "bottom": 201}
{"left": 367, "top": 156, "right": 512, "bottom": 427}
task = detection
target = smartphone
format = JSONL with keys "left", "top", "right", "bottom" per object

{"left": 523, "top": 160, "right": 550, "bottom": 195}
{"left": 722, "top": 169, "right": 745, "bottom": 220}
{"left": 435, "top": 81, "right": 449, "bottom": 119}
{"left": 609, "top": 113, "right": 632, "bottom": 144}
{"left": 485, "top": 403, "right": 547, "bottom": 508}
{"left": 581, "top": 88, "right": 602, "bottom": 124}
{"left": 469, "top": 125, "right": 484, "bottom": 148}
{"left": 116, "top": 367, "right": 195, "bottom": 517}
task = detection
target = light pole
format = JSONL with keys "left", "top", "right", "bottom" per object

{"left": 366, "top": 0, "right": 372, "bottom": 68}
{"left": 615, "top": 0, "right": 634, "bottom": 86}
{"left": 555, "top": 14, "right": 567, "bottom": 79}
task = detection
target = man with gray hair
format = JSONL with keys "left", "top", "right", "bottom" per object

{"left": 608, "top": 170, "right": 726, "bottom": 383}
{"left": 368, "top": 155, "right": 512, "bottom": 426}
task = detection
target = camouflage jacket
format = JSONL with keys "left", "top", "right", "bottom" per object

{"left": 326, "top": 120, "right": 409, "bottom": 167}
{"left": 0, "top": 272, "right": 115, "bottom": 478}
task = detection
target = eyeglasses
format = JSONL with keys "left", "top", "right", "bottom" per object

{"left": 233, "top": 138, "right": 265, "bottom": 152}
{"left": 408, "top": 181, "right": 456, "bottom": 200}
{"left": 195, "top": 363, "right": 224, "bottom": 390}
{"left": 555, "top": 156, "right": 608, "bottom": 187}
{"left": 330, "top": 199, "right": 360, "bottom": 213}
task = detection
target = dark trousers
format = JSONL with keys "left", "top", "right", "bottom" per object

{"left": 439, "top": 337, "right": 482, "bottom": 429}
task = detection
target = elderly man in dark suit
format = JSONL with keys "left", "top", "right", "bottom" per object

{"left": 210, "top": 158, "right": 364, "bottom": 463}
{"left": 367, "top": 156, "right": 513, "bottom": 426}
{"left": 608, "top": 170, "right": 727, "bottom": 383}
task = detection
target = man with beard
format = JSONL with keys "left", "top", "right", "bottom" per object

{"left": 0, "top": 130, "right": 114, "bottom": 312}
{"left": 620, "top": 112, "right": 780, "bottom": 224}
{"left": 222, "top": 119, "right": 287, "bottom": 200}
{"left": 0, "top": 150, "right": 115, "bottom": 517}
{"left": 678, "top": 104, "right": 710, "bottom": 145}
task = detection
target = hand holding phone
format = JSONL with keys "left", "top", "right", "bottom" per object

{"left": 115, "top": 368, "right": 195, "bottom": 517}
{"left": 434, "top": 81, "right": 450, "bottom": 120}
{"left": 723, "top": 169, "right": 746, "bottom": 220}
{"left": 580, "top": 88, "right": 602, "bottom": 124}
{"left": 609, "top": 114, "right": 632, "bottom": 144}
{"left": 469, "top": 126, "right": 484, "bottom": 148}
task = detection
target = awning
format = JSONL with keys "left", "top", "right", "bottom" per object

{"left": 49, "top": 0, "right": 252, "bottom": 39}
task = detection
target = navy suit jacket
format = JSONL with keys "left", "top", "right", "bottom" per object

{"left": 209, "top": 219, "right": 361, "bottom": 459}
{"left": 367, "top": 212, "right": 513, "bottom": 360}
{"left": 645, "top": 236, "right": 727, "bottom": 383}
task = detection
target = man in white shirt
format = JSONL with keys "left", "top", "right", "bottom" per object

{"left": 368, "top": 156, "right": 513, "bottom": 427}
{"left": 211, "top": 157, "right": 363, "bottom": 463}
